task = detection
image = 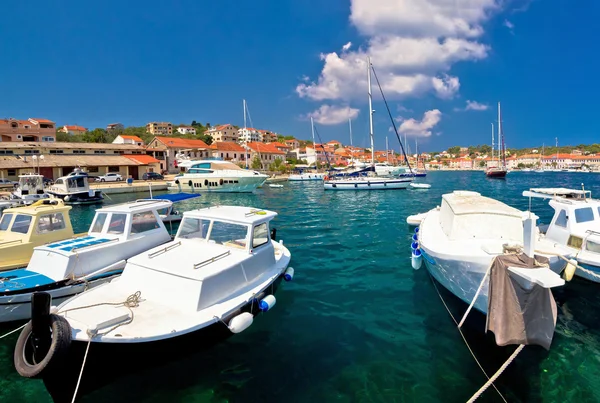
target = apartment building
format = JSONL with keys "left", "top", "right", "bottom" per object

{"left": 0, "top": 118, "right": 56, "bottom": 142}
{"left": 237, "top": 127, "right": 260, "bottom": 143}
{"left": 106, "top": 123, "right": 124, "bottom": 132}
{"left": 146, "top": 122, "right": 173, "bottom": 135}
{"left": 177, "top": 126, "right": 196, "bottom": 135}
{"left": 58, "top": 125, "right": 87, "bottom": 135}
{"left": 205, "top": 124, "right": 238, "bottom": 142}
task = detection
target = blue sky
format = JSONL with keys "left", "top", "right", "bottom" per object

{"left": 1, "top": 0, "right": 598, "bottom": 152}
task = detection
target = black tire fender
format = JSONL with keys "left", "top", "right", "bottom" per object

{"left": 14, "top": 314, "right": 72, "bottom": 379}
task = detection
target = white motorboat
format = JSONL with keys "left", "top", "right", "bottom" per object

{"left": 46, "top": 169, "right": 103, "bottom": 204}
{"left": 11, "top": 174, "right": 50, "bottom": 205}
{"left": 14, "top": 206, "right": 293, "bottom": 384}
{"left": 324, "top": 57, "right": 413, "bottom": 191}
{"left": 288, "top": 173, "right": 325, "bottom": 181}
{"left": 413, "top": 191, "right": 569, "bottom": 314}
{"left": 167, "top": 160, "right": 267, "bottom": 193}
{"left": 524, "top": 187, "right": 600, "bottom": 283}
{"left": 0, "top": 199, "right": 173, "bottom": 323}
{"left": 410, "top": 183, "right": 431, "bottom": 189}
{"left": 136, "top": 192, "right": 202, "bottom": 224}
{"left": 269, "top": 184, "right": 284, "bottom": 188}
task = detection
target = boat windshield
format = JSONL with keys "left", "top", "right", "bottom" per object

{"left": 37, "top": 212, "right": 66, "bottom": 233}
{"left": 178, "top": 217, "right": 249, "bottom": 247}
{"left": 587, "top": 239, "right": 600, "bottom": 254}
{"left": 10, "top": 214, "right": 32, "bottom": 234}
{"left": 67, "top": 177, "right": 87, "bottom": 189}
{"left": 178, "top": 217, "right": 210, "bottom": 239}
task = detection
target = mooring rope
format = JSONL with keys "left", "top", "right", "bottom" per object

{"left": 534, "top": 250, "right": 600, "bottom": 281}
{"left": 0, "top": 323, "right": 27, "bottom": 339}
{"left": 428, "top": 273, "right": 507, "bottom": 403}
{"left": 71, "top": 338, "right": 92, "bottom": 403}
{"left": 458, "top": 260, "right": 493, "bottom": 329}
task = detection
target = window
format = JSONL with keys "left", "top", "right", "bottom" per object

{"left": 210, "top": 222, "right": 248, "bottom": 247}
{"left": 73, "top": 150, "right": 86, "bottom": 154}
{"left": 555, "top": 210, "right": 568, "bottom": 228}
{"left": 94, "top": 150, "right": 106, "bottom": 154}
{"left": 91, "top": 213, "right": 107, "bottom": 232}
{"left": 87, "top": 167, "right": 99, "bottom": 173}
{"left": 108, "top": 166, "right": 120, "bottom": 172}
{"left": 586, "top": 240, "right": 600, "bottom": 254}
{"left": 575, "top": 207, "right": 595, "bottom": 223}
{"left": 37, "top": 213, "right": 66, "bottom": 233}
{"left": 178, "top": 217, "right": 210, "bottom": 239}
{"left": 24, "top": 150, "right": 40, "bottom": 154}
{"left": 7, "top": 169, "right": 16, "bottom": 176}
{"left": 252, "top": 223, "right": 269, "bottom": 248}
{"left": 0, "top": 214, "right": 13, "bottom": 231}
{"left": 49, "top": 150, "right": 64, "bottom": 154}
{"left": 567, "top": 235, "right": 583, "bottom": 250}
{"left": 131, "top": 212, "right": 160, "bottom": 234}
{"left": 11, "top": 214, "right": 32, "bottom": 234}
{"left": 107, "top": 213, "right": 127, "bottom": 234}
{"left": 42, "top": 136, "right": 55, "bottom": 142}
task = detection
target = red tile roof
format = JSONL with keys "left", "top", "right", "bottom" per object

{"left": 210, "top": 141, "right": 246, "bottom": 152}
{"left": 30, "top": 118, "right": 54, "bottom": 124}
{"left": 154, "top": 136, "right": 209, "bottom": 149}
{"left": 124, "top": 154, "right": 160, "bottom": 164}
{"left": 268, "top": 142, "right": 291, "bottom": 149}
{"left": 245, "top": 142, "right": 286, "bottom": 154}
{"left": 65, "top": 125, "right": 87, "bottom": 131}
{"left": 120, "top": 135, "right": 143, "bottom": 141}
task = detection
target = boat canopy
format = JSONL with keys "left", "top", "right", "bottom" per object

{"left": 523, "top": 188, "right": 592, "bottom": 200}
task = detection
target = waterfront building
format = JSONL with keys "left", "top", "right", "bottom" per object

{"left": 208, "top": 141, "right": 248, "bottom": 162}
{"left": 0, "top": 118, "right": 56, "bottom": 142}
{"left": 146, "top": 136, "right": 209, "bottom": 173}
{"left": 106, "top": 123, "right": 124, "bottom": 132}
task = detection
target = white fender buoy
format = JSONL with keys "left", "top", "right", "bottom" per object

{"left": 284, "top": 267, "right": 294, "bottom": 281}
{"left": 88, "top": 189, "right": 95, "bottom": 197}
{"left": 50, "top": 305, "right": 58, "bottom": 314}
{"left": 259, "top": 295, "right": 276, "bottom": 312}
{"left": 411, "top": 249, "right": 423, "bottom": 270}
{"left": 563, "top": 259, "right": 577, "bottom": 281}
{"left": 227, "top": 312, "right": 254, "bottom": 333}
{"left": 64, "top": 195, "right": 70, "bottom": 202}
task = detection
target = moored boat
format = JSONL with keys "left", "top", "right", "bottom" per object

{"left": 11, "top": 174, "right": 50, "bottom": 205}
{"left": 46, "top": 170, "right": 103, "bottom": 204}
{"left": 167, "top": 160, "right": 267, "bottom": 192}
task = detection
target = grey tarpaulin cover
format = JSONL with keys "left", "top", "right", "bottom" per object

{"left": 485, "top": 253, "right": 558, "bottom": 350}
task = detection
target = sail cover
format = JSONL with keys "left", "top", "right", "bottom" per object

{"left": 486, "top": 253, "right": 558, "bottom": 350}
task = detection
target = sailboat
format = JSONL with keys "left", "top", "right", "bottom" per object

{"left": 324, "top": 57, "right": 413, "bottom": 190}
{"left": 288, "top": 117, "right": 326, "bottom": 181}
{"left": 534, "top": 144, "right": 545, "bottom": 172}
{"left": 485, "top": 102, "right": 507, "bottom": 179}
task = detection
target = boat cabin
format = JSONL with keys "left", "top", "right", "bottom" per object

{"left": 0, "top": 200, "right": 75, "bottom": 270}
{"left": 439, "top": 191, "right": 526, "bottom": 242}
{"left": 15, "top": 174, "right": 45, "bottom": 196}
{"left": 187, "top": 161, "right": 246, "bottom": 174}
{"left": 48, "top": 174, "right": 92, "bottom": 195}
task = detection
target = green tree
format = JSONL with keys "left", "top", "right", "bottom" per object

{"left": 269, "top": 158, "right": 284, "bottom": 172}
{"left": 251, "top": 155, "right": 262, "bottom": 169}
{"left": 479, "top": 160, "right": 486, "bottom": 168}
{"left": 447, "top": 146, "right": 461, "bottom": 155}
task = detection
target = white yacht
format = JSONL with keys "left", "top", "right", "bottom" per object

{"left": 288, "top": 172, "right": 326, "bottom": 181}
{"left": 11, "top": 174, "right": 50, "bottom": 205}
{"left": 14, "top": 206, "right": 293, "bottom": 383}
{"left": 167, "top": 160, "right": 267, "bottom": 192}
{"left": 46, "top": 170, "right": 103, "bottom": 204}
{"left": 524, "top": 187, "right": 600, "bottom": 283}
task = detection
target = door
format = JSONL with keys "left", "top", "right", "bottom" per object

{"left": 39, "top": 167, "right": 54, "bottom": 180}
{"left": 129, "top": 166, "right": 139, "bottom": 180}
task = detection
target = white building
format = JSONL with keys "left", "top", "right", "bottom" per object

{"left": 113, "top": 135, "right": 145, "bottom": 146}
{"left": 237, "top": 127, "right": 261, "bottom": 143}
{"left": 205, "top": 124, "right": 238, "bottom": 142}
{"left": 177, "top": 126, "right": 196, "bottom": 135}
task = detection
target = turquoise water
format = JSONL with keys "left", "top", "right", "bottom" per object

{"left": 2, "top": 171, "right": 600, "bottom": 402}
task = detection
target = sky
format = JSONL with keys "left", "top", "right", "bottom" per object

{"left": 1, "top": 0, "right": 599, "bottom": 152}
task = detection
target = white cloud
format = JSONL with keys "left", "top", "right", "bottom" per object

{"left": 504, "top": 19, "right": 515, "bottom": 29}
{"left": 454, "top": 100, "right": 489, "bottom": 111}
{"left": 297, "top": 0, "right": 501, "bottom": 103}
{"left": 304, "top": 105, "right": 360, "bottom": 125}
{"left": 342, "top": 42, "right": 352, "bottom": 51}
{"left": 397, "top": 109, "right": 442, "bottom": 138}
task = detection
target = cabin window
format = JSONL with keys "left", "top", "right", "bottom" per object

{"left": 90, "top": 213, "right": 108, "bottom": 232}
{"left": 54, "top": 179, "right": 64, "bottom": 185}
{"left": 11, "top": 214, "right": 32, "bottom": 234}
{"left": 567, "top": 235, "right": 583, "bottom": 250}
{"left": 586, "top": 240, "right": 600, "bottom": 254}
{"left": 252, "top": 223, "right": 269, "bottom": 248}
{"left": 178, "top": 217, "right": 210, "bottom": 239}
{"left": 555, "top": 210, "right": 568, "bottom": 228}
{"left": 37, "top": 213, "right": 66, "bottom": 233}
{"left": 0, "top": 214, "right": 13, "bottom": 231}
{"left": 130, "top": 212, "right": 160, "bottom": 234}
{"left": 108, "top": 213, "right": 127, "bottom": 234}
{"left": 575, "top": 207, "right": 595, "bottom": 223}
{"left": 210, "top": 221, "right": 248, "bottom": 247}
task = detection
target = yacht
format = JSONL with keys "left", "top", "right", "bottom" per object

{"left": 167, "top": 160, "right": 267, "bottom": 192}
{"left": 11, "top": 174, "right": 50, "bottom": 205}
{"left": 46, "top": 169, "right": 103, "bottom": 204}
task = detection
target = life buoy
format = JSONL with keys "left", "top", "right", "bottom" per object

{"left": 14, "top": 314, "right": 72, "bottom": 379}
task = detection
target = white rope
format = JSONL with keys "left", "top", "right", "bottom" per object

{"left": 458, "top": 260, "right": 493, "bottom": 328}
{"left": 0, "top": 323, "right": 27, "bottom": 339}
{"left": 71, "top": 337, "right": 92, "bottom": 403}
{"left": 428, "top": 274, "right": 507, "bottom": 403}
{"left": 466, "top": 344, "right": 525, "bottom": 403}
{"left": 534, "top": 250, "right": 600, "bottom": 281}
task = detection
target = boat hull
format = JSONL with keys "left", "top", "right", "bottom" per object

{"left": 288, "top": 173, "right": 325, "bottom": 181}
{"left": 46, "top": 190, "right": 104, "bottom": 205}
{"left": 574, "top": 260, "right": 600, "bottom": 283}
{"left": 485, "top": 170, "right": 507, "bottom": 179}
{"left": 167, "top": 175, "right": 267, "bottom": 192}
{"left": 324, "top": 178, "right": 412, "bottom": 190}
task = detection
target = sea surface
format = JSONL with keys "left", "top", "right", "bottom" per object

{"left": 2, "top": 171, "right": 600, "bottom": 403}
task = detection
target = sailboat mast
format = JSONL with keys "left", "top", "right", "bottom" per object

{"left": 498, "top": 101, "right": 505, "bottom": 169}
{"left": 386, "top": 136, "right": 389, "bottom": 163}
{"left": 349, "top": 118, "right": 353, "bottom": 147}
{"left": 367, "top": 56, "right": 375, "bottom": 166}
{"left": 491, "top": 123, "right": 495, "bottom": 162}
{"left": 310, "top": 116, "right": 316, "bottom": 167}
{"left": 243, "top": 99, "right": 248, "bottom": 169}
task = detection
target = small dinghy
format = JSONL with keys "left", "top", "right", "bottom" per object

{"left": 410, "top": 183, "right": 431, "bottom": 189}
{"left": 269, "top": 184, "right": 284, "bottom": 188}
{"left": 14, "top": 206, "right": 293, "bottom": 390}
{"left": 0, "top": 199, "right": 173, "bottom": 323}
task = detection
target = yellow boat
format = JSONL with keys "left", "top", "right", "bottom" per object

{"left": 0, "top": 199, "right": 79, "bottom": 271}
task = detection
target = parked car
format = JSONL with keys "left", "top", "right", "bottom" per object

{"left": 97, "top": 173, "right": 123, "bottom": 182}
{"left": 142, "top": 172, "right": 164, "bottom": 181}
{"left": 42, "top": 177, "right": 53, "bottom": 186}
{"left": 0, "top": 178, "right": 18, "bottom": 188}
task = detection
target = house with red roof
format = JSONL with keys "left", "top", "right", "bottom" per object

{"left": 58, "top": 125, "right": 87, "bottom": 135}
{"left": 113, "top": 134, "right": 145, "bottom": 146}
{"left": 208, "top": 141, "right": 248, "bottom": 162}
{"left": 284, "top": 139, "right": 300, "bottom": 149}
{"left": 245, "top": 142, "right": 286, "bottom": 167}
{"left": 147, "top": 136, "right": 210, "bottom": 173}
{"left": 0, "top": 117, "right": 56, "bottom": 142}
{"left": 205, "top": 124, "right": 238, "bottom": 142}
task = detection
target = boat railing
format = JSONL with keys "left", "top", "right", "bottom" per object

{"left": 585, "top": 230, "right": 600, "bottom": 238}
{"left": 70, "top": 237, "right": 120, "bottom": 252}
{"left": 148, "top": 241, "right": 181, "bottom": 258}
{"left": 193, "top": 250, "right": 231, "bottom": 270}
